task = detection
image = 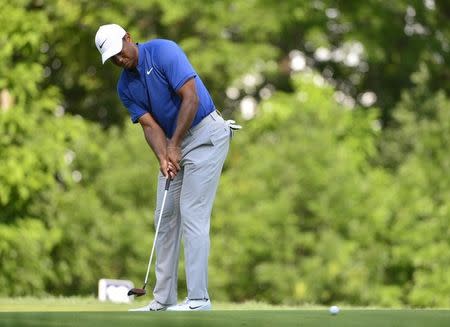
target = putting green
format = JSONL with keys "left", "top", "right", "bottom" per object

{"left": 1, "top": 298, "right": 449, "bottom": 327}
{"left": 1, "top": 310, "right": 449, "bottom": 327}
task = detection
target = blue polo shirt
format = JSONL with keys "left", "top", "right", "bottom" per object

{"left": 117, "top": 39, "right": 215, "bottom": 138}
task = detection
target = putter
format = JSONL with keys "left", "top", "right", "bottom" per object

{"left": 128, "top": 177, "right": 171, "bottom": 297}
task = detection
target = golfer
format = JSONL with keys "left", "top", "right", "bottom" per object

{"left": 95, "top": 24, "right": 240, "bottom": 311}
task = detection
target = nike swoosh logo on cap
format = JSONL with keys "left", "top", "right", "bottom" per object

{"left": 99, "top": 40, "right": 106, "bottom": 49}
{"left": 146, "top": 67, "right": 154, "bottom": 75}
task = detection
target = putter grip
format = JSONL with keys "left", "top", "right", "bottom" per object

{"left": 165, "top": 178, "right": 171, "bottom": 190}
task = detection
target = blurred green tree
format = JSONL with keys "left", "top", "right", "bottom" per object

{"left": 33, "top": 0, "right": 449, "bottom": 127}
{"left": 212, "top": 72, "right": 389, "bottom": 305}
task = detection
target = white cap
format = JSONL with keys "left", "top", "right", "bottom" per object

{"left": 95, "top": 24, "right": 126, "bottom": 64}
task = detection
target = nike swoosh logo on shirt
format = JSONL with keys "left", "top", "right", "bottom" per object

{"left": 146, "top": 67, "right": 154, "bottom": 75}
{"left": 99, "top": 40, "right": 106, "bottom": 49}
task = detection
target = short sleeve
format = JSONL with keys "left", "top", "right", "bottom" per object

{"left": 156, "top": 40, "right": 196, "bottom": 92}
{"left": 117, "top": 82, "right": 147, "bottom": 123}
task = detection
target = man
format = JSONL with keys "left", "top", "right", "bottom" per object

{"left": 94, "top": 24, "right": 240, "bottom": 311}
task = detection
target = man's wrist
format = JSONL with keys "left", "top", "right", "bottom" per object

{"left": 157, "top": 151, "right": 167, "bottom": 163}
{"left": 168, "top": 139, "right": 181, "bottom": 148}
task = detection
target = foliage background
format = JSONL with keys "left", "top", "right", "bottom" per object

{"left": 0, "top": 0, "right": 449, "bottom": 307}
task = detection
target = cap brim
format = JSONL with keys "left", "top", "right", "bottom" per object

{"left": 101, "top": 39, "right": 123, "bottom": 64}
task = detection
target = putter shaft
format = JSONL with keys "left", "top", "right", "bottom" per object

{"left": 141, "top": 178, "right": 171, "bottom": 291}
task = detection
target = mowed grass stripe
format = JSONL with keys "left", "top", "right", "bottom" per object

{"left": 0, "top": 297, "right": 307, "bottom": 312}
{"left": 0, "top": 310, "right": 450, "bottom": 327}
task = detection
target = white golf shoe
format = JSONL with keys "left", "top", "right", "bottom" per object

{"left": 128, "top": 299, "right": 170, "bottom": 312}
{"left": 167, "top": 298, "right": 212, "bottom": 311}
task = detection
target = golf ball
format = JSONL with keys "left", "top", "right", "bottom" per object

{"left": 329, "top": 305, "right": 340, "bottom": 315}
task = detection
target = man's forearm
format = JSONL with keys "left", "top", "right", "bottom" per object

{"left": 142, "top": 124, "right": 168, "bottom": 163}
{"left": 169, "top": 91, "right": 198, "bottom": 147}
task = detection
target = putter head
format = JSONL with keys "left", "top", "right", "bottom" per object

{"left": 127, "top": 288, "right": 147, "bottom": 297}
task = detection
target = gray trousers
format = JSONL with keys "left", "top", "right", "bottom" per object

{"left": 152, "top": 111, "right": 230, "bottom": 305}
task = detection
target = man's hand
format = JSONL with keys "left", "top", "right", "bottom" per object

{"left": 167, "top": 144, "right": 182, "bottom": 172}
{"left": 160, "top": 157, "right": 177, "bottom": 179}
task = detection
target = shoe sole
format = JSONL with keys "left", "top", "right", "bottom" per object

{"left": 167, "top": 304, "right": 212, "bottom": 311}
{"left": 128, "top": 307, "right": 168, "bottom": 312}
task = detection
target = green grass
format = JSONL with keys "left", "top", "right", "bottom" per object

{"left": 0, "top": 297, "right": 301, "bottom": 312}
{"left": 0, "top": 298, "right": 449, "bottom": 327}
